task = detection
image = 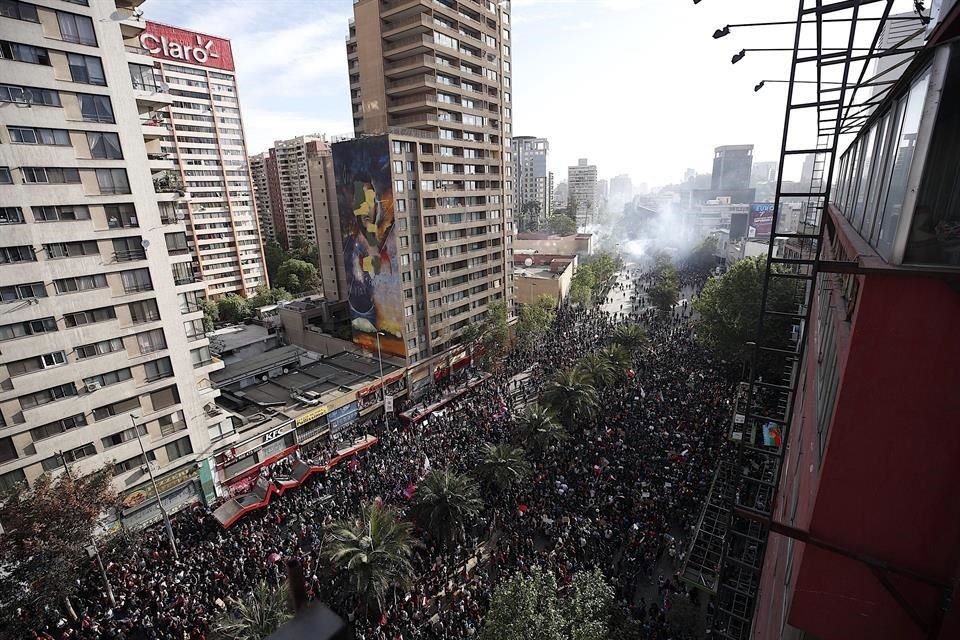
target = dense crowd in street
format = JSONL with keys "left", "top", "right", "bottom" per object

{"left": 26, "top": 262, "right": 735, "bottom": 640}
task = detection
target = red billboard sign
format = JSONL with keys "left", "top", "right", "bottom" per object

{"left": 141, "top": 21, "right": 234, "bottom": 72}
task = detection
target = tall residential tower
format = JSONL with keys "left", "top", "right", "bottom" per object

{"left": 512, "top": 135, "right": 550, "bottom": 230}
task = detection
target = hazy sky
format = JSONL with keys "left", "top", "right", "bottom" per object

{"left": 148, "top": 0, "right": 921, "bottom": 188}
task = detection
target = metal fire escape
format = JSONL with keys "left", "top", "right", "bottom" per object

{"left": 680, "top": 2, "right": 927, "bottom": 638}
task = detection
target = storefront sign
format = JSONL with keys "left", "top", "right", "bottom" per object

{"left": 296, "top": 404, "right": 330, "bottom": 426}
{"left": 142, "top": 22, "right": 235, "bottom": 71}
{"left": 122, "top": 465, "right": 198, "bottom": 509}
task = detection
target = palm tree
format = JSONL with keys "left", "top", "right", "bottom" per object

{"left": 540, "top": 368, "right": 598, "bottom": 429}
{"left": 576, "top": 352, "right": 614, "bottom": 388}
{"left": 476, "top": 442, "right": 531, "bottom": 494}
{"left": 516, "top": 403, "right": 567, "bottom": 452}
{"left": 411, "top": 468, "right": 483, "bottom": 548}
{"left": 600, "top": 344, "right": 632, "bottom": 378}
{"left": 324, "top": 501, "right": 416, "bottom": 612}
{"left": 214, "top": 580, "right": 293, "bottom": 640}
{"left": 609, "top": 323, "right": 647, "bottom": 351}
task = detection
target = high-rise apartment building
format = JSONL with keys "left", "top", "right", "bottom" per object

{"left": 139, "top": 21, "right": 266, "bottom": 299}
{"left": 610, "top": 173, "right": 633, "bottom": 205}
{"left": 711, "top": 144, "right": 754, "bottom": 191}
{"left": 512, "top": 135, "right": 550, "bottom": 229}
{"left": 568, "top": 158, "right": 598, "bottom": 227}
{"left": 0, "top": 0, "right": 232, "bottom": 527}
{"left": 341, "top": 0, "right": 514, "bottom": 369}
{"left": 250, "top": 135, "right": 344, "bottom": 299}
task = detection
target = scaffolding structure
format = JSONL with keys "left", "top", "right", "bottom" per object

{"left": 679, "top": 2, "right": 927, "bottom": 638}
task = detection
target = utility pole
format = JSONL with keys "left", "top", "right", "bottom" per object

{"left": 57, "top": 453, "right": 115, "bottom": 606}
{"left": 131, "top": 415, "right": 179, "bottom": 559}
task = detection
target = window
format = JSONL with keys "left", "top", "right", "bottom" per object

{"left": 190, "top": 346, "right": 212, "bottom": 367}
{"left": 0, "top": 246, "right": 36, "bottom": 264}
{"left": 394, "top": 179, "right": 404, "bottom": 193}
{"left": 0, "top": 1, "right": 39, "bottom": 22}
{"left": 84, "top": 367, "right": 132, "bottom": 389}
{"left": 0, "top": 207, "right": 23, "bottom": 224}
{"left": 20, "top": 382, "right": 78, "bottom": 410}
{"left": 6, "top": 351, "right": 66, "bottom": 377}
{"left": 9, "top": 126, "right": 70, "bottom": 145}
{"left": 0, "top": 316, "right": 56, "bottom": 341}
{"left": 158, "top": 410, "right": 186, "bottom": 437}
{"left": 165, "top": 232, "right": 189, "bottom": 254}
{"left": 75, "top": 337, "right": 124, "bottom": 359}
{"left": 45, "top": 240, "right": 98, "bottom": 258}
{"left": 57, "top": 10, "right": 96, "bottom": 45}
{"left": 0, "top": 167, "right": 11, "bottom": 184}
{"left": 129, "top": 299, "right": 160, "bottom": 324}
{"left": 22, "top": 167, "right": 80, "bottom": 184}
{"left": 121, "top": 268, "right": 152, "bottom": 293}
{"left": 393, "top": 160, "right": 403, "bottom": 173}
{"left": 178, "top": 290, "right": 204, "bottom": 314}
{"left": 113, "top": 451, "right": 155, "bottom": 474}
{"left": 86, "top": 131, "right": 122, "bottom": 159}
{"left": 93, "top": 396, "right": 140, "bottom": 421}
{"left": 144, "top": 356, "right": 173, "bottom": 381}
{"left": 42, "top": 443, "right": 96, "bottom": 471}
{"left": 0, "top": 469, "right": 26, "bottom": 493}
{"left": 1, "top": 282, "right": 46, "bottom": 301}
{"left": 112, "top": 237, "right": 145, "bottom": 262}
{"left": 78, "top": 93, "right": 113, "bottom": 123}
{"left": 396, "top": 199, "right": 406, "bottom": 212}
{"left": 64, "top": 306, "right": 115, "bottom": 327}
{"left": 165, "top": 436, "right": 193, "bottom": 461}
{"left": 0, "top": 41, "right": 51, "bottom": 65}
{"left": 105, "top": 203, "right": 137, "bottom": 228}
{"left": 96, "top": 168, "right": 130, "bottom": 194}
{"left": 101, "top": 424, "right": 147, "bottom": 449}
{"left": 150, "top": 385, "right": 180, "bottom": 411}
{"left": 137, "top": 328, "right": 166, "bottom": 354}
{"left": 33, "top": 205, "right": 90, "bottom": 222}
{"left": 54, "top": 273, "right": 107, "bottom": 293}
{"left": 0, "top": 84, "right": 59, "bottom": 106}
{"left": 67, "top": 53, "right": 106, "bottom": 85}
{"left": 171, "top": 262, "right": 194, "bottom": 285}
{"left": 31, "top": 414, "right": 86, "bottom": 442}
{"left": 128, "top": 63, "right": 158, "bottom": 91}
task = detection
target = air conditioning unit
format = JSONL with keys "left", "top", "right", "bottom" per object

{"left": 85, "top": 381, "right": 102, "bottom": 393}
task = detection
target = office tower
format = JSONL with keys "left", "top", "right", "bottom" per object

{"left": 567, "top": 158, "right": 598, "bottom": 226}
{"left": 250, "top": 135, "right": 344, "bottom": 300}
{"left": 711, "top": 144, "right": 754, "bottom": 191}
{"left": 249, "top": 152, "right": 276, "bottom": 242}
{"left": 341, "top": 0, "right": 514, "bottom": 366}
{"left": 610, "top": 174, "right": 633, "bottom": 204}
{"left": 139, "top": 21, "right": 266, "bottom": 299}
{"left": 0, "top": 0, "right": 231, "bottom": 525}
{"left": 512, "top": 135, "right": 551, "bottom": 229}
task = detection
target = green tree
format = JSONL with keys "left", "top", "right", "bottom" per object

{"left": 519, "top": 200, "right": 543, "bottom": 232}
{"left": 476, "top": 301, "right": 509, "bottom": 368}
{"left": 214, "top": 581, "right": 293, "bottom": 640}
{"left": 693, "top": 255, "right": 798, "bottom": 365}
{"left": 546, "top": 214, "right": 577, "bottom": 235}
{"left": 516, "top": 295, "right": 556, "bottom": 346}
{"left": 575, "top": 352, "right": 614, "bottom": 389}
{"left": 216, "top": 293, "right": 251, "bottom": 324}
{"left": 263, "top": 239, "right": 286, "bottom": 286}
{"left": 289, "top": 237, "right": 320, "bottom": 266}
{"left": 276, "top": 258, "right": 321, "bottom": 294}
{"left": 324, "top": 502, "right": 416, "bottom": 612}
{"left": 248, "top": 285, "right": 293, "bottom": 309}
{"left": 608, "top": 324, "right": 647, "bottom": 352}
{"left": 689, "top": 235, "right": 719, "bottom": 273}
{"left": 411, "top": 468, "right": 483, "bottom": 549}
{"left": 540, "top": 368, "right": 598, "bottom": 429}
{"left": 516, "top": 403, "right": 567, "bottom": 452}
{"left": 0, "top": 466, "right": 117, "bottom": 634}
{"left": 599, "top": 345, "right": 632, "bottom": 378}
{"left": 200, "top": 298, "right": 219, "bottom": 332}
{"left": 584, "top": 252, "right": 619, "bottom": 292}
{"left": 648, "top": 260, "right": 680, "bottom": 313}
{"left": 569, "top": 264, "right": 596, "bottom": 307}
{"left": 476, "top": 442, "right": 530, "bottom": 495}
{"left": 481, "top": 567, "right": 615, "bottom": 640}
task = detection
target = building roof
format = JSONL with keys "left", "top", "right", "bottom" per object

{"left": 209, "top": 324, "right": 274, "bottom": 353}
{"left": 210, "top": 345, "right": 303, "bottom": 386}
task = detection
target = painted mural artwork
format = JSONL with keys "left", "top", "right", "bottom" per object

{"left": 332, "top": 136, "right": 406, "bottom": 358}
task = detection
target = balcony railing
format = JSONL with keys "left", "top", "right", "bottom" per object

{"left": 123, "top": 282, "right": 154, "bottom": 293}
{"left": 154, "top": 172, "right": 185, "bottom": 195}
{"left": 114, "top": 249, "right": 147, "bottom": 262}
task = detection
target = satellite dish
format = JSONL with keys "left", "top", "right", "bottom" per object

{"left": 141, "top": 239, "right": 150, "bottom": 249}
{"left": 524, "top": 258, "right": 533, "bottom": 267}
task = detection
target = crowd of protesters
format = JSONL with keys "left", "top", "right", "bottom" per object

{"left": 28, "top": 260, "right": 735, "bottom": 640}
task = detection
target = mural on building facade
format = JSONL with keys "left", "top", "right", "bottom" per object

{"left": 332, "top": 136, "right": 406, "bottom": 357}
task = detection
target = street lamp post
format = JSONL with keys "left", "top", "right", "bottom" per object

{"left": 374, "top": 330, "right": 391, "bottom": 429}
{"left": 57, "top": 453, "right": 115, "bottom": 606}
{"left": 131, "top": 415, "right": 179, "bottom": 559}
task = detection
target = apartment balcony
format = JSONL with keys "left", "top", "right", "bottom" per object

{"left": 124, "top": 44, "right": 154, "bottom": 67}
{"left": 381, "top": 0, "right": 429, "bottom": 19}
{"left": 133, "top": 84, "right": 174, "bottom": 110}
{"left": 117, "top": 7, "right": 146, "bottom": 38}
{"left": 382, "top": 12, "right": 432, "bottom": 40}
{"left": 153, "top": 171, "right": 186, "bottom": 196}
{"left": 383, "top": 33, "right": 433, "bottom": 59}
{"left": 384, "top": 53, "right": 438, "bottom": 77}
{"left": 147, "top": 152, "right": 175, "bottom": 171}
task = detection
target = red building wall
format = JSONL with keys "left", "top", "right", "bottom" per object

{"left": 754, "top": 209, "right": 960, "bottom": 640}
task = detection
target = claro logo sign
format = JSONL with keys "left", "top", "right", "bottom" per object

{"left": 141, "top": 22, "right": 235, "bottom": 72}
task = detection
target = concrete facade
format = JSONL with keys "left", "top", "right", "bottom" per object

{"left": 567, "top": 157, "right": 597, "bottom": 227}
